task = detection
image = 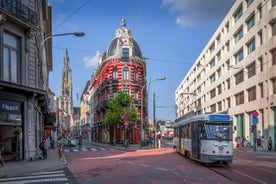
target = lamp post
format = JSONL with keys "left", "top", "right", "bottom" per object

{"left": 140, "top": 77, "right": 166, "bottom": 148}
{"left": 41, "top": 32, "right": 85, "bottom": 46}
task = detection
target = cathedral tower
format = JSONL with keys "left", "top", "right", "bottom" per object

{"left": 60, "top": 49, "right": 73, "bottom": 132}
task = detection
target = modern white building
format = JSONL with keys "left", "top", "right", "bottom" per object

{"left": 175, "top": 0, "right": 276, "bottom": 149}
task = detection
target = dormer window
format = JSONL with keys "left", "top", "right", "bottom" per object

{"left": 122, "top": 48, "right": 129, "bottom": 62}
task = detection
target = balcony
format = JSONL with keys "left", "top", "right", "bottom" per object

{"left": 0, "top": 0, "right": 38, "bottom": 26}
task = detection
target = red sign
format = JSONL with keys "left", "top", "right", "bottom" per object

{"left": 123, "top": 114, "right": 130, "bottom": 121}
{"left": 252, "top": 110, "right": 258, "bottom": 118}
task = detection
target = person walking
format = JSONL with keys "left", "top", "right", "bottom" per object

{"left": 39, "top": 138, "right": 47, "bottom": 160}
{"left": 268, "top": 137, "right": 273, "bottom": 151}
{"left": 57, "top": 136, "right": 63, "bottom": 161}
{"left": 78, "top": 135, "right": 83, "bottom": 149}
{"left": 0, "top": 150, "right": 4, "bottom": 167}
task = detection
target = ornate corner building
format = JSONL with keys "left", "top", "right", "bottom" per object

{"left": 87, "top": 19, "right": 147, "bottom": 144}
{"left": 0, "top": 0, "right": 53, "bottom": 161}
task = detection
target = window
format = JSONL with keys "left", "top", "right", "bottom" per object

{"left": 209, "top": 43, "right": 215, "bottom": 53}
{"left": 235, "top": 50, "right": 244, "bottom": 63}
{"left": 247, "top": 0, "right": 254, "bottom": 7}
{"left": 134, "top": 90, "right": 138, "bottom": 101}
{"left": 122, "top": 48, "right": 129, "bottom": 62}
{"left": 210, "top": 88, "right": 216, "bottom": 99}
{"left": 234, "top": 5, "right": 243, "bottom": 22}
{"left": 235, "top": 91, "right": 244, "bottom": 106}
{"left": 225, "top": 22, "right": 229, "bottom": 33}
{"left": 123, "top": 88, "right": 129, "bottom": 95}
{"left": 123, "top": 67, "right": 129, "bottom": 80}
{"left": 247, "top": 38, "right": 255, "bottom": 54}
{"left": 217, "top": 68, "right": 221, "bottom": 78}
{"left": 113, "top": 90, "right": 118, "bottom": 98}
{"left": 272, "top": 21, "right": 276, "bottom": 36}
{"left": 273, "top": 78, "right": 276, "bottom": 94}
{"left": 227, "top": 97, "right": 231, "bottom": 108}
{"left": 210, "top": 73, "right": 216, "bottom": 83}
{"left": 210, "top": 58, "right": 216, "bottom": 68}
{"left": 247, "top": 86, "right": 256, "bottom": 101}
{"left": 3, "top": 32, "right": 20, "bottom": 83}
{"left": 247, "top": 62, "right": 256, "bottom": 78}
{"left": 273, "top": 50, "right": 276, "bottom": 65}
{"left": 259, "top": 56, "right": 263, "bottom": 71}
{"left": 227, "top": 79, "right": 231, "bottom": 89}
{"left": 246, "top": 15, "right": 255, "bottom": 31}
{"left": 210, "top": 104, "right": 216, "bottom": 113}
{"left": 217, "top": 85, "right": 222, "bottom": 95}
{"left": 272, "top": 0, "right": 276, "bottom": 7}
{"left": 112, "top": 68, "right": 118, "bottom": 79}
{"left": 235, "top": 71, "right": 244, "bottom": 85}
{"left": 258, "top": 82, "right": 263, "bottom": 98}
{"left": 258, "top": 30, "right": 263, "bottom": 45}
{"left": 134, "top": 69, "right": 138, "bottom": 82}
{"left": 257, "top": 4, "right": 262, "bottom": 19}
{"left": 218, "top": 101, "right": 222, "bottom": 111}
{"left": 235, "top": 28, "right": 243, "bottom": 43}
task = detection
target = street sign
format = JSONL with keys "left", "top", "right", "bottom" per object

{"left": 252, "top": 110, "right": 259, "bottom": 118}
{"left": 252, "top": 117, "right": 259, "bottom": 125}
{"left": 123, "top": 114, "right": 130, "bottom": 122}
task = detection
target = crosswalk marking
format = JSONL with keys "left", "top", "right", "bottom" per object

{"left": 0, "top": 170, "right": 68, "bottom": 184}
{"left": 62, "top": 147, "right": 115, "bottom": 153}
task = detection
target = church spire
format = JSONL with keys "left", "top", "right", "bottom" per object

{"left": 64, "top": 48, "right": 70, "bottom": 67}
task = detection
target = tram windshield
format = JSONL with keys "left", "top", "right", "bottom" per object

{"left": 205, "top": 123, "right": 232, "bottom": 141}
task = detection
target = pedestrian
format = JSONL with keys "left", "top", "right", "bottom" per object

{"left": 78, "top": 135, "right": 82, "bottom": 149}
{"left": 0, "top": 150, "right": 4, "bottom": 167}
{"left": 268, "top": 137, "right": 273, "bottom": 151}
{"left": 39, "top": 138, "right": 47, "bottom": 160}
{"left": 242, "top": 137, "right": 247, "bottom": 151}
{"left": 57, "top": 136, "right": 63, "bottom": 161}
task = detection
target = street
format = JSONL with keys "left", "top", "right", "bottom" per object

{"left": 65, "top": 142, "right": 276, "bottom": 184}
{"left": 1, "top": 141, "right": 275, "bottom": 184}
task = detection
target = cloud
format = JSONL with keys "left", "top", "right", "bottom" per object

{"left": 162, "top": 0, "right": 235, "bottom": 28}
{"left": 83, "top": 51, "right": 101, "bottom": 68}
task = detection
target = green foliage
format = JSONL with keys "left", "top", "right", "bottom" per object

{"left": 104, "top": 92, "right": 138, "bottom": 125}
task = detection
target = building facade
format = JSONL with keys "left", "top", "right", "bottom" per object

{"left": 175, "top": 0, "right": 276, "bottom": 149}
{"left": 0, "top": 0, "right": 52, "bottom": 160}
{"left": 85, "top": 19, "right": 147, "bottom": 144}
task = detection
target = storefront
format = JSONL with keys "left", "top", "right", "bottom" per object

{"left": 0, "top": 100, "right": 23, "bottom": 161}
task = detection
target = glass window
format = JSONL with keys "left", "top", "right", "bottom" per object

{"left": 112, "top": 68, "right": 118, "bottom": 79}
{"left": 272, "top": 22, "right": 276, "bottom": 36}
{"left": 247, "top": 38, "right": 255, "bottom": 54}
{"left": 248, "top": 86, "right": 256, "bottom": 101}
{"left": 205, "top": 123, "right": 232, "bottom": 140}
{"left": 235, "top": 28, "right": 243, "bottom": 43}
{"left": 122, "top": 48, "right": 129, "bottom": 62}
{"left": 247, "top": 0, "right": 254, "bottom": 7}
{"left": 247, "top": 62, "right": 256, "bottom": 78}
{"left": 235, "top": 71, "right": 244, "bottom": 85}
{"left": 259, "top": 82, "right": 263, "bottom": 98}
{"left": 235, "top": 91, "right": 244, "bottom": 105}
{"left": 272, "top": 0, "right": 276, "bottom": 7}
{"left": 123, "top": 88, "right": 129, "bottom": 95}
{"left": 273, "top": 50, "right": 276, "bottom": 65}
{"left": 235, "top": 50, "right": 244, "bottom": 63}
{"left": 247, "top": 15, "right": 255, "bottom": 31}
{"left": 134, "top": 70, "right": 138, "bottom": 82}
{"left": 3, "top": 32, "right": 20, "bottom": 83}
{"left": 234, "top": 6, "right": 243, "bottom": 22}
{"left": 272, "top": 78, "right": 276, "bottom": 94}
{"left": 134, "top": 90, "right": 138, "bottom": 101}
{"left": 123, "top": 67, "right": 129, "bottom": 80}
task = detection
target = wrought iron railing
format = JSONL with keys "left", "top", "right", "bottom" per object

{"left": 0, "top": 0, "right": 38, "bottom": 25}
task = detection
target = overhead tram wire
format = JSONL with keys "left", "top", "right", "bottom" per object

{"left": 52, "top": 0, "right": 91, "bottom": 32}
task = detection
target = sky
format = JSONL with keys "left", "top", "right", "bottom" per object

{"left": 48, "top": 0, "right": 236, "bottom": 123}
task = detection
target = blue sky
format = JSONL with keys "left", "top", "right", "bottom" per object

{"left": 48, "top": 0, "right": 235, "bottom": 122}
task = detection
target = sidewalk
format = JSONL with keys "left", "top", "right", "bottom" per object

{"left": 0, "top": 148, "right": 67, "bottom": 178}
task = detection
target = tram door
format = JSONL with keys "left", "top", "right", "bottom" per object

{"left": 192, "top": 122, "right": 201, "bottom": 159}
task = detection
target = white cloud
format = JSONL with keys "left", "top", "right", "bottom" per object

{"left": 162, "top": 0, "right": 235, "bottom": 28}
{"left": 83, "top": 51, "right": 101, "bottom": 68}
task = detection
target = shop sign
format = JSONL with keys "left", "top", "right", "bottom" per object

{"left": 0, "top": 100, "right": 22, "bottom": 126}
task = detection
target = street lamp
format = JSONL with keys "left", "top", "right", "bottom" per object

{"left": 140, "top": 77, "right": 166, "bottom": 148}
{"left": 41, "top": 32, "right": 85, "bottom": 46}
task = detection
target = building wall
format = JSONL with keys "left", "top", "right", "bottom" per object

{"left": 0, "top": 0, "right": 51, "bottom": 160}
{"left": 175, "top": 0, "right": 276, "bottom": 148}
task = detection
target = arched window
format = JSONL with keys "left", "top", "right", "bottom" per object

{"left": 123, "top": 67, "right": 129, "bottom": 80}
{"left": 113, "top": 68, "right": 118, "bottom": 80}
{"left": 134, "top": 69, "right": 138, "bottom": 82}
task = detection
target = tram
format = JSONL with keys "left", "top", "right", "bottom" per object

{"left": 173, "top": 113, "right": 233, "bottom": 164}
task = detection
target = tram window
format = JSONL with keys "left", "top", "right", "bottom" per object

{"left": 205, "top": 123, "right": 232, "bottom": 140}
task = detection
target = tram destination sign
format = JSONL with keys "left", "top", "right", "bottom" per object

{"left": 209, "top": 115, "right": 231, "bottom": 121}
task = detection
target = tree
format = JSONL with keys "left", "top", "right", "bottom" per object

{"left": 104, "top": 92, "right": 138, "bottom": 144}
